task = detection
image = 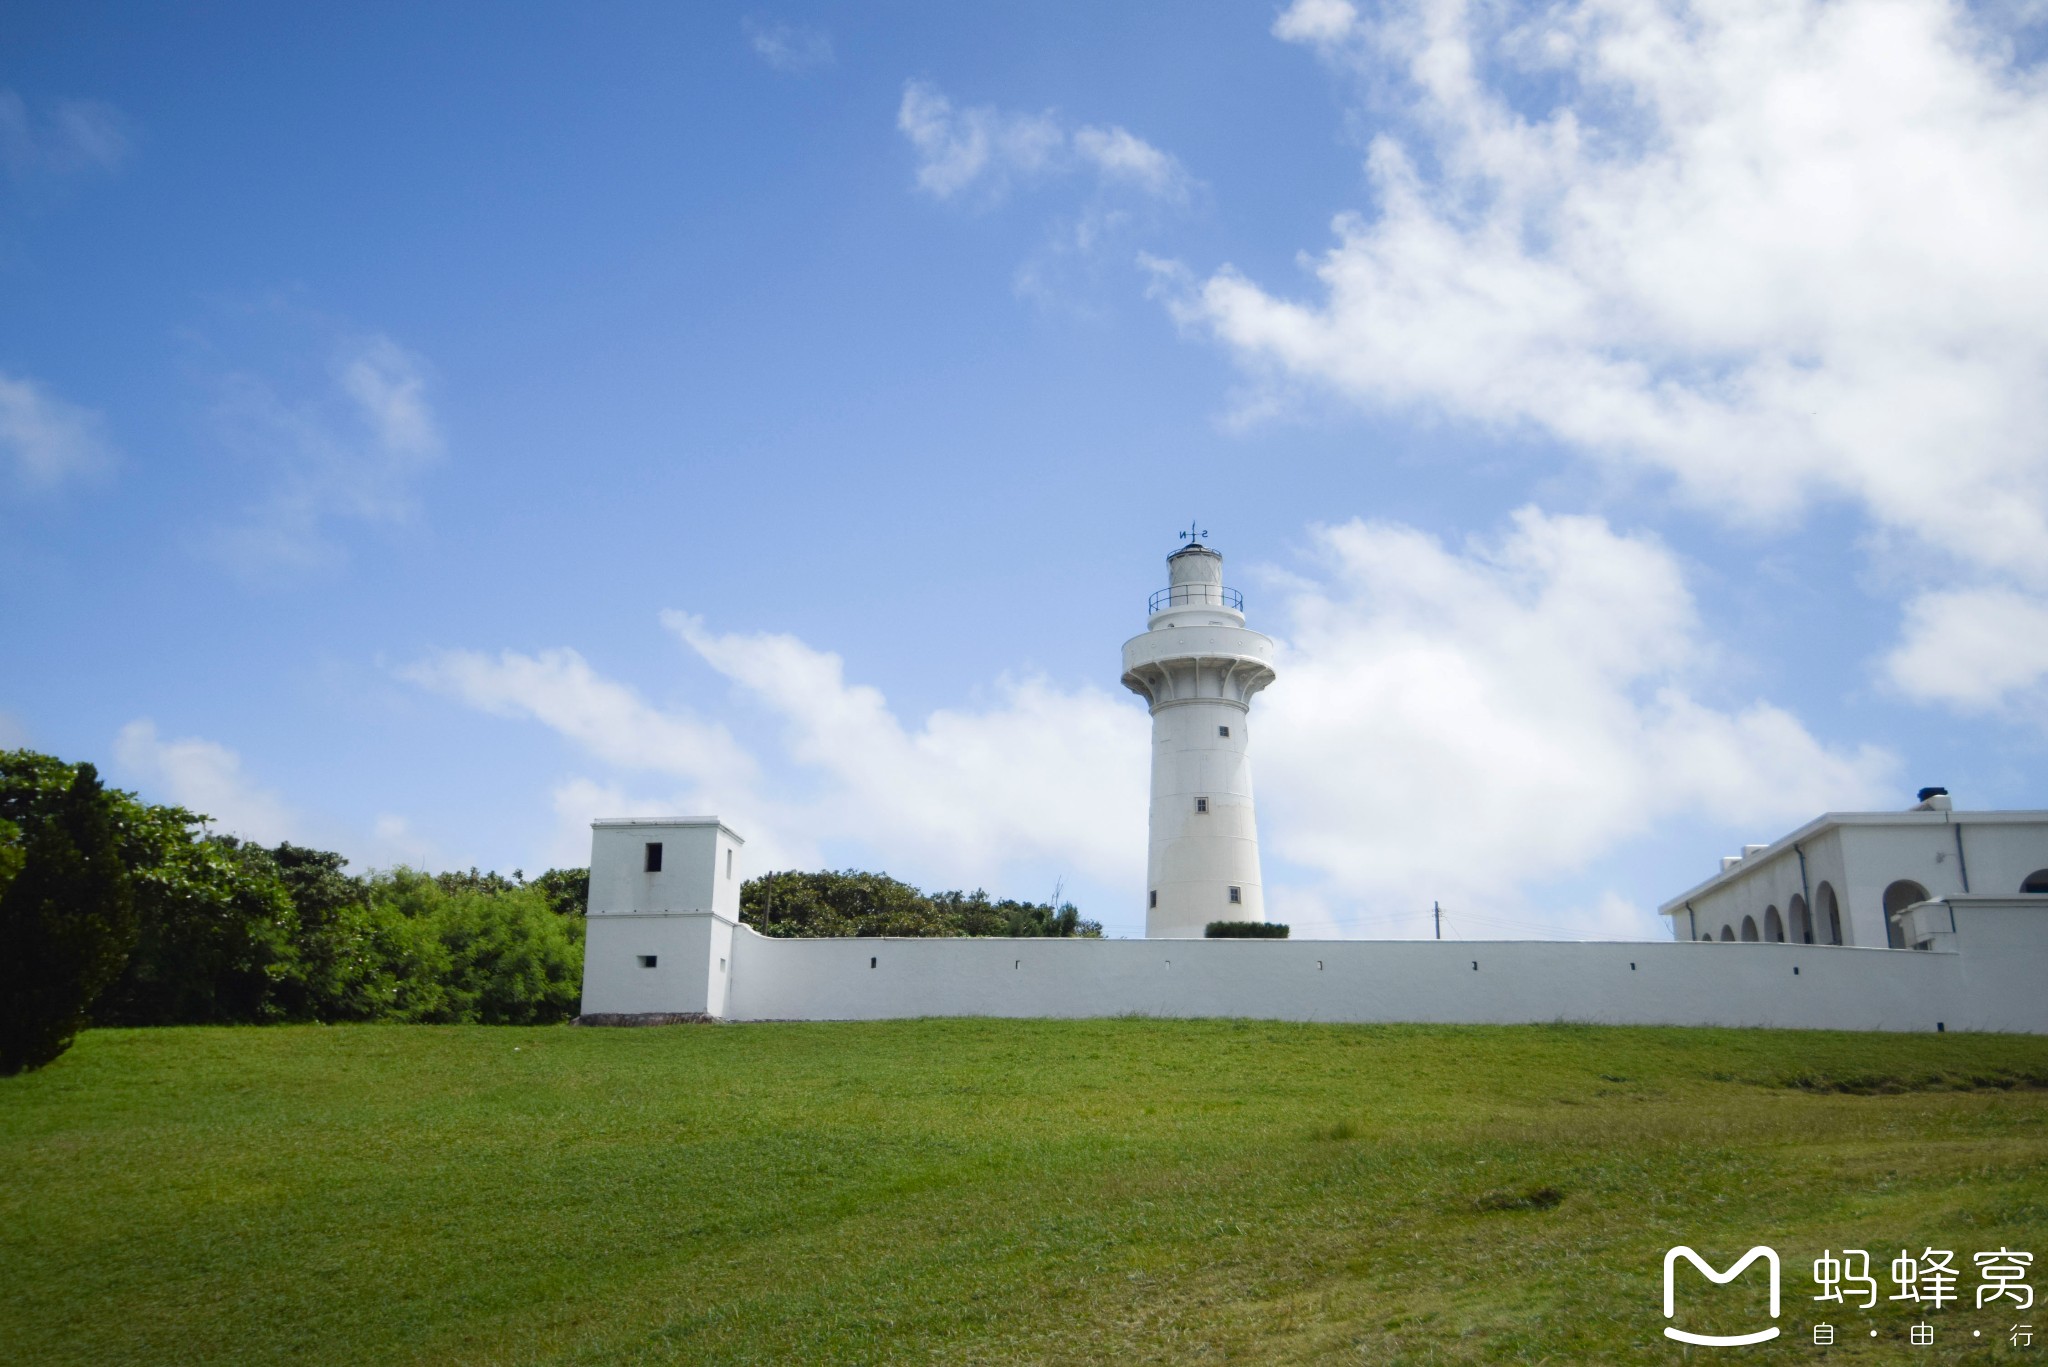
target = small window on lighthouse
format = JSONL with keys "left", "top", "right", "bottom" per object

{"left": 1218, "top": 725, "right": 1230, "bottom": 737}
{"left": 1228, "top": 886, "right": 1242, "bottom": 904}
{"left": 726, "top": 848, "right": 733, "bottom": 880}
{"left": 1149, "top": 890, "right": 1158, "bottom": 908}
{"left": 644, "top": 842, "right": 663, "bottom": 872}
{"left": 1195, "top": 797, "right": 1209, "bottom": 813}
{"left": 638, "top": 955, "right": 658, "bottom": 968}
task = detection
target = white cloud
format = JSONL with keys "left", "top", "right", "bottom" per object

{"left": 897, "top": 80, "right": 1063, "bottom": 200}
{"left": 1884, "top": 586, "right": 2048, "bottom": 712}
{"left": 1071, "top": 126, "right": 1188, "bottom": 200}
{"left": 0, "top": 90, "right": 129, "bottom": 182}
{"left": 403, "top": 615, "right": 1148, "bottom": 895}
{"left": 744, "top": 18, "right": 834, "bottom": 73}
{"left": 546, "top": 777, "right": 656, "bottom": 871}
{"left": 209, "top": 334, "right": 444, "bottom": 573}
{"left": 337, "top": 338, "right": 438, "bottom": 462}
{"left": 896, "top": 80, "right": 1190, "bottom": 204}
{"left": 113, "top": 720, "right": 297, "bottom": 843}
{"left": 0, "top": 371, "right": 114, "bottom": 490}
{"left": 110, "top": 720, "right": 449, "bottom": 873}
{"left": 1255, "top": 509, "right": 1896, "bottom": 924}
{"left": 664, "top": 611, "right": 1149, "bottom": 886}
{"left": 1161, "top": 0, "right": 2048, "bottom": 708}
{"left": 1273, "top": 0, "right": 1359, "bottom": 45}
{"left": 400, "top": 646, "right": 758, "bottom": 789}
{"left": 366, "top": 813, "right": 443, "bottom": 870}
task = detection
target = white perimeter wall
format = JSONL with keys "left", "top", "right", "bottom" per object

{"left": 710, "top": 899, "right": 2048, "bottom": 1034}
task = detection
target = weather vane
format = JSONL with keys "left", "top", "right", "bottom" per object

{"left": 1179, "top": 520, "right": 1207, "bottom": 545}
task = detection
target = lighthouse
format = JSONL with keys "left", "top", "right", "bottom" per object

{"left": 1121, "top": 534, "right": 1278, "bottom": 938}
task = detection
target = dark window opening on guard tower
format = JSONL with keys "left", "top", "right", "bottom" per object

{"left": 1228, "top": 886, "right": 1242, "bottom": 904}
{"left": 1218, "top": 725, "right": 1230, "bottom": 737}
{"left": 644, "top": 842, "right": 663, "bottom": 872}
{"left": 1195, "top": 797, "right": 1208, "bottom": 813}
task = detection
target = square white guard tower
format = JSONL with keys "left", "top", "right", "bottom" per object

{"left": 580, "top": 817, "right": 744, "bottom": 1020}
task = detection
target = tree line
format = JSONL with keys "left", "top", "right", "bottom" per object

{"left": 741, "top": 869, "right": 1101, "bottom": 939}
{"left": 1, "top": 749, "right": 1098, "bottom": 1074}
{"left": 0, "top": 750, "right": 589, "bottom": 1074}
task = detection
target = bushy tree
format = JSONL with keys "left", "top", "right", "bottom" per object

{"left": 431, "top": 867, "right": 525, "bottom": 897}
{"left": 432, "top": 885, "right": 582, "bottom": 1024}
{"left": 741, "top": 870, "right": 1100, "bottom": 938}
{"left": 262, "top": 841, "right": 373, "bottom": 1019}
{"left": 532, "top": 867, "right": 588, "bottom": 918}
{"left": 95, "top": 826, "right": 301, "bottom": 1026}
{"left": 934, "top": 889, "right": 1099, "bottom": 937}
{"left": 0, "top": 759, "right": 135, "bottom": 1073}
{"left": 1, "top": 747, "right": 595, "bottom": 1039}
{"left": 367, "top": 870, "right": 582, "bottom": 1024}
{"left": 0, "top": 818, "right": 22, "bottom": 904}
{"left": 741, "top": 870, "right": 953, "bottom": 937}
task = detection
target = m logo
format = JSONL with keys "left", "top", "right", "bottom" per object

{"left": 1663, "top": 1245, "right": 1782, "bottom": 1346}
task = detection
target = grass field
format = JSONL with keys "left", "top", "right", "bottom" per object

{"left": 4, "top": 1020, "right": 2047, "bottom": 1364}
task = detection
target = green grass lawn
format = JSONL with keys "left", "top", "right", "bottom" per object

{"left": 4, "top": 1021, "right": 2046, "bottom": 1365}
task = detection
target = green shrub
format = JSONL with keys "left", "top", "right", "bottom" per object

{"left": 367, "top": 870, "right": 583, "bottom": 1024}
{"left": 3, "top": 748, "right": 594, "bottom": 1039}
{"left": 1204, "top": 920, "right": 1289, "bottom": 939}
{"left": 742, "top": 869, "right": 1100, "bottom": 938}
{"left": 263, "top": 842, "right": 387, "bottom": 1022}
{"left": 95, "top": 828, "right": 301, "bottom": 1026}
{"left": 532, "top": 867, "right": 589, "bottom": 918}
{"left": 0, "top": 760, "right": 135, "bottom": 1073}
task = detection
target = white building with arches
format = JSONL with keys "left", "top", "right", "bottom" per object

{"left": 1658, "top": 788, "right": 2048, "bottom": 950}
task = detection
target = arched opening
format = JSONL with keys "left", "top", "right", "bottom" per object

{"left": 1740, "top": 915, "right": 1760, "bottom": 942}
{"left": 2023, "top": 869, "right": 2048, "bottom": 894}
{"left": 1720, "top": 925, "right": 1736, "bottom": 941}
{"left": 1817, "top": 882, "right": 1843, "bottom": 945}
{"left": 1764, "top": 905, "right": 1785, "bottom": 942}
{"left": 1882, "top": 879, "right": 1931, "bottom": 949}
{"left": 1789, "top": 893, "right": 1811, "bottom": 944}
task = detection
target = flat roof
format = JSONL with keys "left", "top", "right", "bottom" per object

{"left": 1658, "top": 808, "right": 2048, "bottom": 916}
{"left": 591, "top": 817, "right": 745, "bottom": 843}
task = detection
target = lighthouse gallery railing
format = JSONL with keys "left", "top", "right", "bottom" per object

{"left": 1148, "top": 584, "right": 1244, "bottom": 613}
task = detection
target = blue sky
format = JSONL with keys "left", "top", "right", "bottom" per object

{"left": 5, "top": 0, "right": 2046, "bottom": 939}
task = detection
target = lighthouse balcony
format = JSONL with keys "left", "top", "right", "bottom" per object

{"left": 1122, "top": 623, "right": 1275, "bottom": 673}
{"left": 1148, "top": 584, "right": 1244, "bottom": 613}
{"left": 1121, "top": 625, "right": 1277, "bottom": 709}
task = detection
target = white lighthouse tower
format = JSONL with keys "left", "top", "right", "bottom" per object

{"left": 1121, "top": 533, "right": 1278, "bottom": 938}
